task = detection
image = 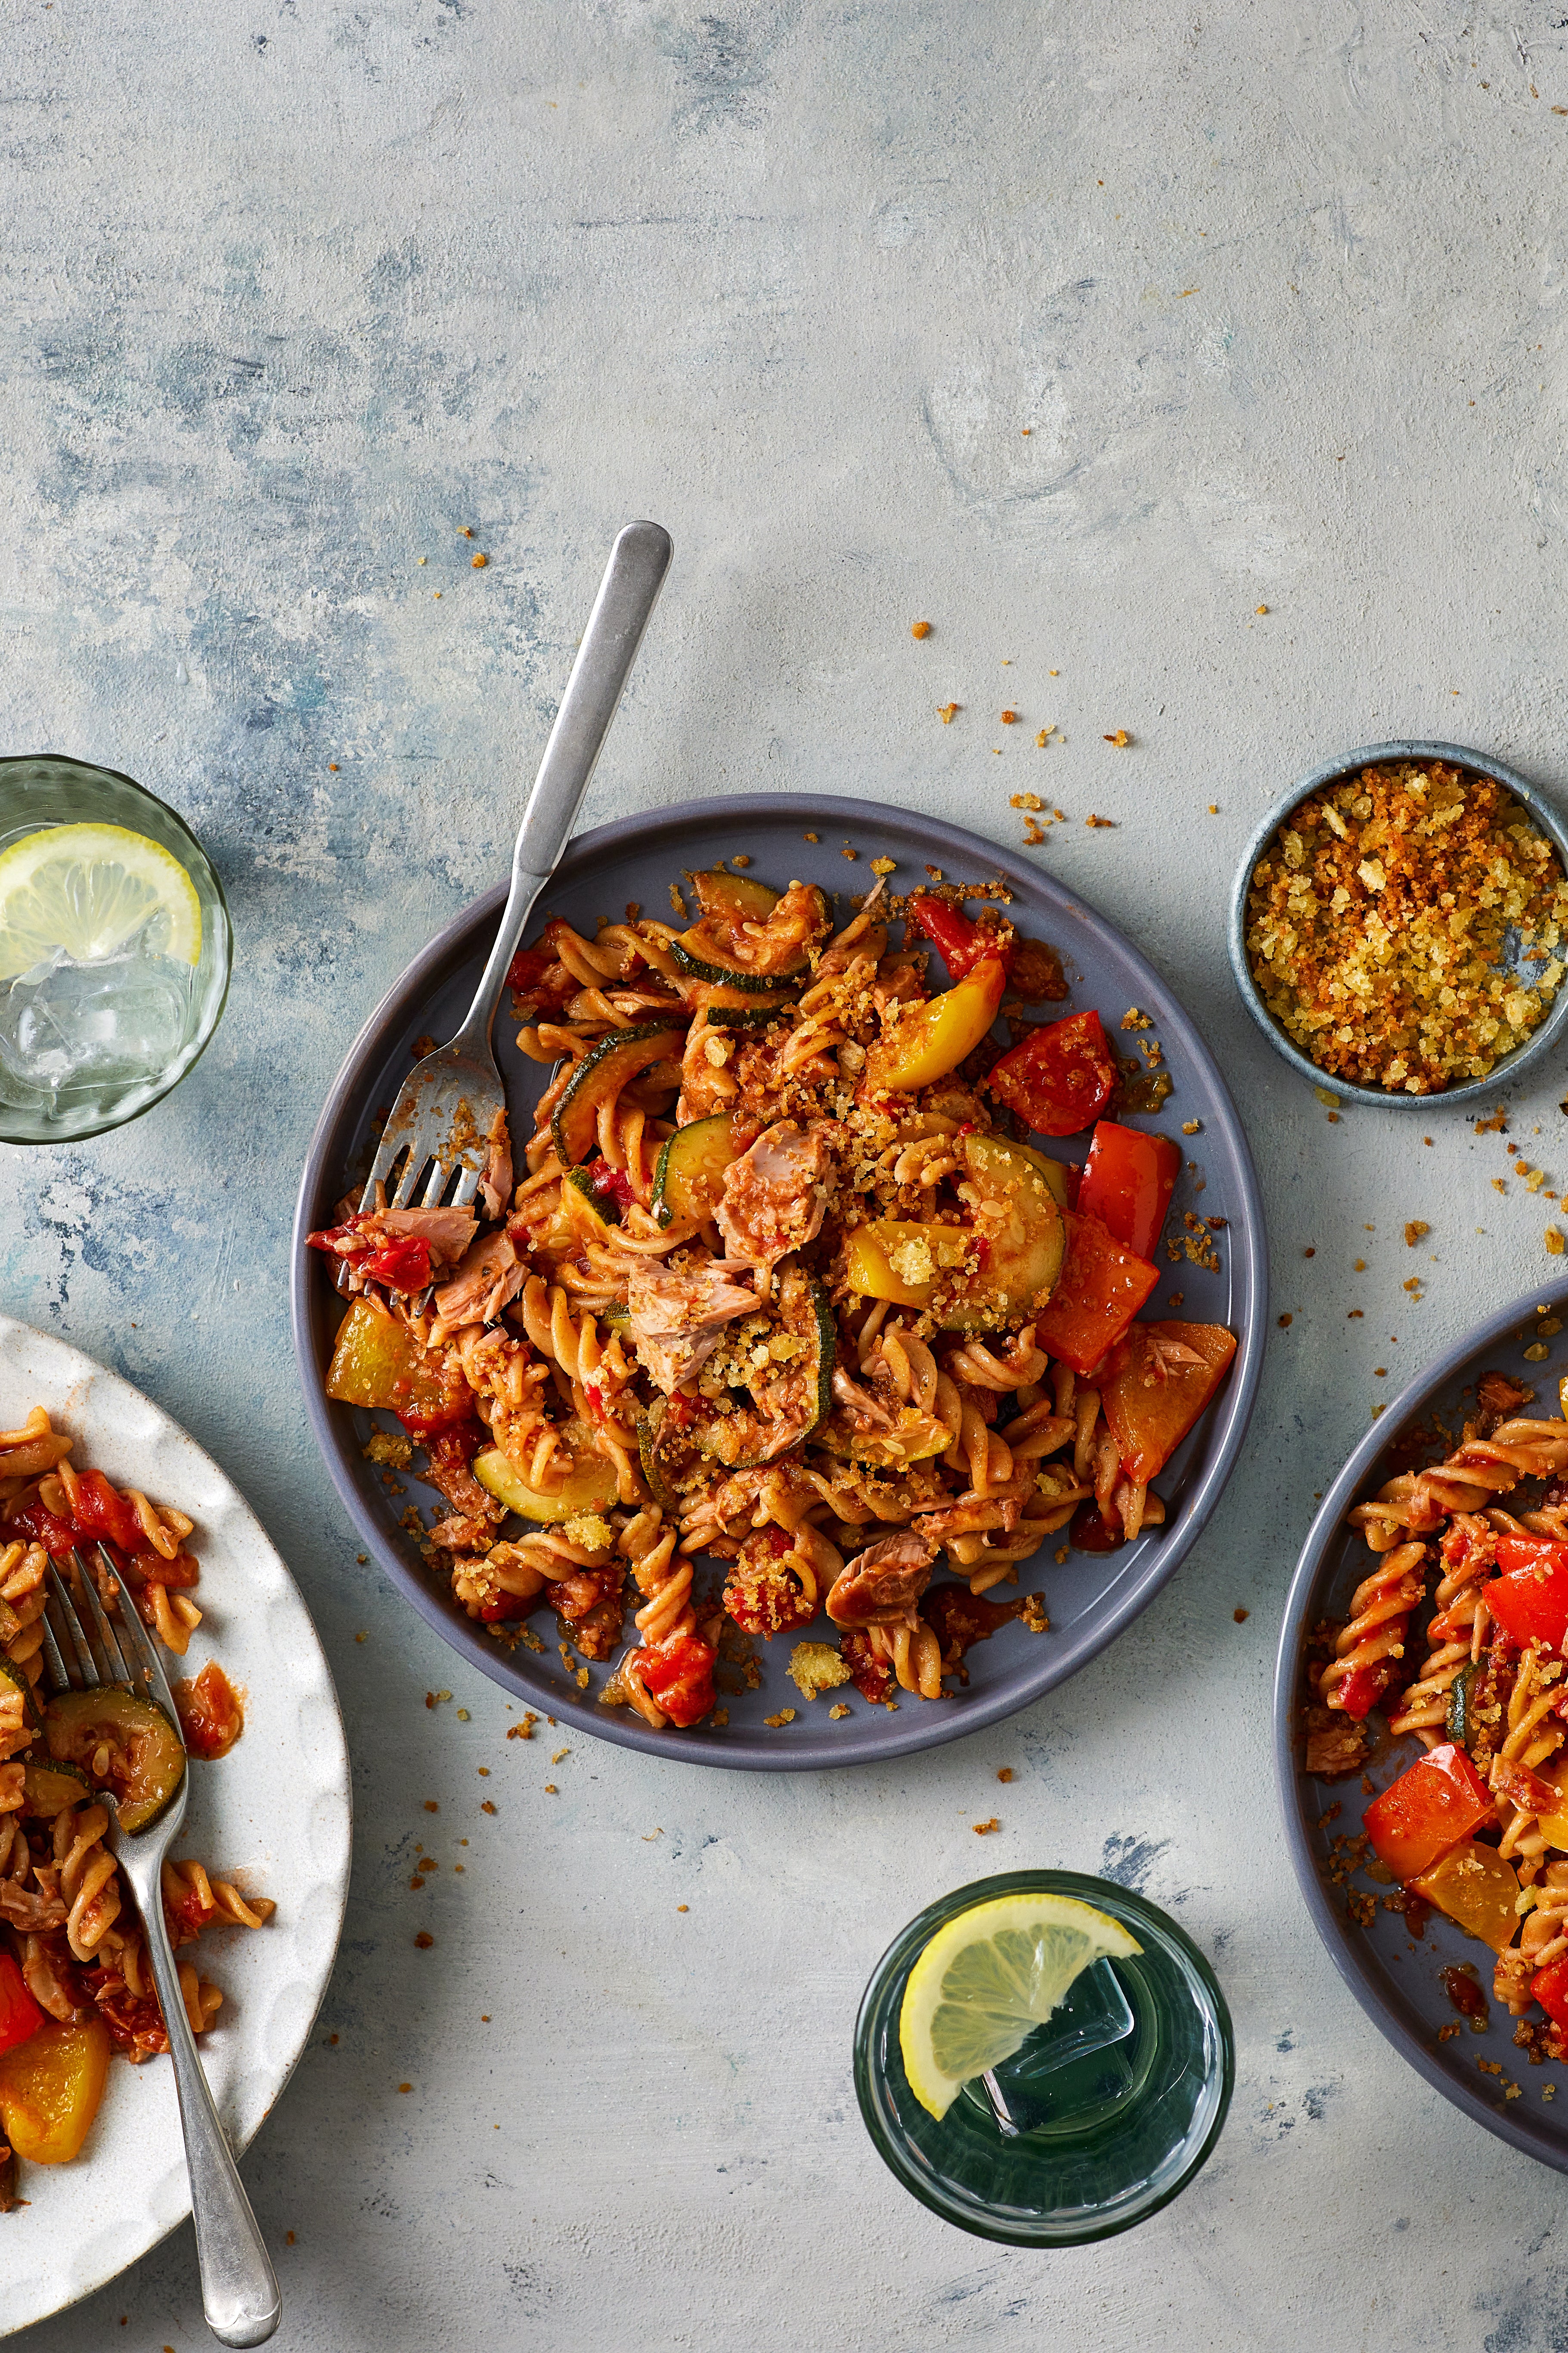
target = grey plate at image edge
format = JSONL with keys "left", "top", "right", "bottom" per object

{"left": 1227, "top": 740, "right": 1568, "bottom": 1111}
{"left": 1274, "top": 1276, "right": 1568, "bottom": 2171}
{"left": 294, "top": 794, "right": 1267, "bottom": 1770}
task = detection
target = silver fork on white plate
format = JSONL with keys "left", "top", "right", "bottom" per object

{"left": 353, "top": 518, "right": 672, "bottom": 1258}
{"left": 41, "top": 1550, "right": 280, "bottom": 2347}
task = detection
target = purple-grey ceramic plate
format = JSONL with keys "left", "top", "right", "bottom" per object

{"left": 1275, "top": 1278, "right": 1568, "bottom": 2168}
{"left": 294, "top": 795, "right": 1266, "bottom": 1769}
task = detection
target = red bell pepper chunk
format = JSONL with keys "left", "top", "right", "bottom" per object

{"left": 62, "top": 1468, "right": 144, "bottom": 1556}
{"left": 906, "top": 893, "right": 1015, "bottom": 982}
{"left": 1098, "top": 1319, "right": 1238, "bottom": 1483}
{"left": 1486, "top": 1535, "right": 1568, "bottom": 1655}
{"left": 1534, "top": 1955, "right": 1568, "bottom": 2034}
{"left": 986, "top": 1009, "right": 1117, "bottom": 1138}
{"left": 1336, "top": 1660, "right": 1397, "bottom": 1721}
{"left": 1077, "top": 1121, "right": 1184, "bottom": 1262}
{"left": 1031, "top": 1210, "right": 1160, "bottom": 1377}
{"left": 1362, "top": 1742, "right": 1495, "bottom": 1884}
{"left": 2, "top": 1498, "right": 77, "bottom": 1557}
{"left": 633, "top": 1633, "right": 717, "bottom": 1728}
{"left": 0, "top": 1951, "right": 45, "bottom": 2058}
{"left": 361, "top": 1234, "right": 434, "bottom": 1293}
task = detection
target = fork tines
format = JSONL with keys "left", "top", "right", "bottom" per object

{"left": 44, "top": 1549, "right": 174, "bottom": 1714}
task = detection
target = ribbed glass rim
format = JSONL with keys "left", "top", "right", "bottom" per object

{"left": 853, "top": 1869, "right": 1234, "bottom": 2245}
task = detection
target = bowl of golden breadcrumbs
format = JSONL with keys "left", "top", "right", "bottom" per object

{"left": 1229, "top": 741, "right": 1568, "bottom": 1108}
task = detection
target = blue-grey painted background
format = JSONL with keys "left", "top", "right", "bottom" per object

{"left": 6, "top": 3, "right": 1568, "bottom": 2347}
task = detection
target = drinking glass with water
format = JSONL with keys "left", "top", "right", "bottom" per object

{"left": 855, "top": 1869, "right": 1233, "bottom": 2243}
{"left": 0, "top": 757, "right": 230, "bottom": 1144}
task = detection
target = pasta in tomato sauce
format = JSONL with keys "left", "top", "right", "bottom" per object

{"left": 314, "top": 866, "right": 1237, "bottom": 1731}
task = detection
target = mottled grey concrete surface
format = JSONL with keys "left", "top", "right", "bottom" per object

{"left": 6, "top": 2, "right": 1568, "bottom": 2346}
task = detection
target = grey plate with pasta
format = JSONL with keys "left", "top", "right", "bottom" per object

{"left": 0, "top": 1314, "right": 351, "bottom": 2334}
{"left": 293, "top": 795, "right": 1266, "bottom": 1770}
{"left": 1275, "top": 1279, "right": 1568, "bottom": 2170}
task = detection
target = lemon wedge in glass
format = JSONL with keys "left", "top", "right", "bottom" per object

{"left": 0, "top": 824, "right": 201, "bottom": 982}
{"left": 899, "top": 1890, "right": 1142, "bottom": 2120}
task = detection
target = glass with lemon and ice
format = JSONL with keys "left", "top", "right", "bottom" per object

{"left": 0, "top": 758, "right": 230, "bottom": 1142}
{"left": 855, "top": 1871, "right": 1233, "bottom": 2244}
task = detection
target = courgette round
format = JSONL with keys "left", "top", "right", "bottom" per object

{"left": 671, "top": 941, "right": 802, "bottom": 993}
{"left": 550, "top": 1024, "right": 685, "bottom": 1168}
{"left": 688, "top": 868, "right": 780, "bottom": 925}
{"left": 563, "top": 1165, "right": 620, "bottom": 1232}
{"left": 473, "top": 1437, "right": 618, "bottom": 1524}
{"left": 22, "top": 1759, "right": 93, "bottom": 1817}
{"left": 652, "top": 1114, "right": 738, "bottom": 1230}
{"left": 704, "top": 1003, "right": 792, "bottom": 1030}
{"left": 0, "top": 1654, "right": 43, "bottom": 1734}
{"left": 44, "top": 1687, "right": 186, "bottom": 1834}
{"left": 637, "top": 1402, "right": 688, "bottom": 1514}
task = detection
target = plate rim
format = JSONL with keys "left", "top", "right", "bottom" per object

{"left": 1272, "top": 1275, "right": 1568, "bottom": 2172}
{"left": 293, "top": 792, "right": 1268, "bottom": 1771}
{"left": 0, "top": 1309, "right": 353, "bottom": 2332}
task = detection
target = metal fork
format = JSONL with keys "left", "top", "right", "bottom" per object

{"left": 41, "top": 1551, "right": 280, "bottom": 2348}
{"left": 358, "top": 518, "right": 672, "bottom": 1235}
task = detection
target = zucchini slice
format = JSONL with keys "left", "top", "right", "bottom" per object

{"left": 0, "top": 1654, "right": 42, "bottom": 1734}
{"left": 955, "top": 1134, "right": 1066, "bottom": 1321}
{"left": 671, "top": 877, "right": 828, "bottom": 990}
{"left": 695, "top": 1270, "right": 835, "bottom": 1469}
{"left": 22, "top": 1760, "right": 93, "bottom": 1817}
{"left": 652, "top": 1114, "right": 738, "bottom": 1230}
{"left": 550, "top": 1024, "right": 684, "bottom": 1169}
{"left": 563, "top": 1165, "right": 620, "bottom": 1233}
{"left": 44, "top": 1687, "right": 186, "bottom": 1834}
{"left": 703, "top": 1003, "right": 792, "bottom": 1030}
{"left": 637, "top": 1402, "right": 689, "bottom": 1514}
{"left": 1015, "top": 1143, "right": 1072, "bottom": 1209}
{"left": 688, "top": 868, "right": 780, "bottom": 925}
{"left": 473, "top": 1433, "right": 618, "bottom": 1524}
{"left": 815, "top": 1413, "right": 953, "bottom": 1469}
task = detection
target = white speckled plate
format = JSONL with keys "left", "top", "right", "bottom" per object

{"left": 0, "top": 1314, "right": 351, "bottom": 2337}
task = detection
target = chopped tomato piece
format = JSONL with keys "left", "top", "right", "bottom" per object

{"left": 1363, "top": 1742, "right": 1494, "bottom": 1883}
{"left": 0, "top": 1953, "right": 44, "bottom": 2058}
{"left": 632, "top": 1634, "right": 716, "bottom": 1728}
{"left": 1410, "top": 1840, "right": 1521, "bottom": 1953}
{"left": 1, "top": 1499, "right": 77, "bottom": 1557}
{"left": 1099, "top": 1320, "right": 1237, "bottom": 1482}
{"left": 1069, "top": 1499, "right": 1123, "bottom": 1553}
{"left": 123, "top": 1546, "right": 199, "bottom": 1590}
{"left": 1077, "top": 1122, "right": 1184, "bottom": 1261}
{"left": 839, "top": 1630, "right": 892, "bottom": 1704}
{"left": 1031, "top": 1211, "right": 1159, "bottom": 1377}
{"left": 905, "top": 894, "right": 1015, "bottom": 981}
{"left": 986, "top": 1009, "right": 1117, "bottom": 1138}
{"left": 507, "top": 922, "right": 576, "bottom": 1009}
{"left": 1336, "top": 1660, "right": 1396, "bottom": 1721}
{"left": 586, "top": 1156, "right": 635, "bottom": 1215}
{"left": 171, "top": 1661, "right": 243, "bottom": 1761}
{"left": 1534, "top": 1955, "right": 1568, "bottom": 2034}
{"left": 65, "top": 1469, "right": 143, "bottom": 1556}
{"left": 1487, "top": 1535, "right": 1568, "bottom": 1654}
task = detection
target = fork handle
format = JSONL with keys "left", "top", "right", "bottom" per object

{"left": 137, "top": 1890, "right": 281, "bottom": 2345}
{"left": 455, "top": 518, "right": 673, "bottom": 1047}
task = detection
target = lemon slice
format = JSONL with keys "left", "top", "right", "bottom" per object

{"left": 899, "top": 1891, "right": 1142, "bottom": 2120}
{"left": 0, "top": 823, "right": 201, "bottom": 982}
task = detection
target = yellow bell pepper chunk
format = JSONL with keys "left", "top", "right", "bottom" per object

{"left": 0, "top": 2017, "right": 112, "bottom": 2164}
{"left": 1410, "top": 1838, "right": 1521, "bottom": 1953}
{"left": 864, "top": 957, "right": 1007, "bottom": 1094}
{"left": 325, "top": 1298, "right": 451, "bottom": 1419}
{"left": 843, "top": 1220, "right": 977, "bottom": 1309}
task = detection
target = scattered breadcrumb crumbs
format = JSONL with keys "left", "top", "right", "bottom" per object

{"left": 543, "top": 1783, "right": 558, "bottom": 1794}
{"left": 1525, "top": 1342, "right": 1550, "bottom": 1361}
{"left": 481, "top": 1799, "right": 497, "bottom": 1814}
{"left": 828, "top": 1702, "right": 851, "bottom": 1719}
{"left": 460, "top": 526, "right": 474, "bottom": 537}
{"left": 1278, "top": 1313, "right": 1293, "bottom": 1327}
{"left": 870, "top": 857, "right": 896, "bottom": 877}
{"left": 973, "top": 1817, "right": 1001, "bottom": 1835}
{"left": 1121, "top": 1007, "right": 1152, "bottom": 1031}
{"left": 1001, "top": 709, "right": 1018, "bottom": 724}
{"left": 677, "top": 1904, "right": 689, "bottom": 1912}
{"left": 456, "top": 1707, "right": 470, "bottom": 1721}
{"left": 804, "top": 832, "right": 819, "bottom": 843}
{"left": 423, "top": 1800, "right": 438, "bottom": 1813}
{"left": 1085, "top": 813, "right": 1116, "bottom": 828}
{"left": 1055, "top": 1544, "right": 1069, "bottom": 1564}
{"left": 1405, "top": 1221, "right": 1430, "bottom": 1245}
{"left": 997, "top": 1767, "right": 1014, "bottom": 1783}
{"left": 1549, "top": 1229, "right": 1566, "bottom": 1255}
{"left": 788, "top": 1642, "right": 852, "bottom": 1700}
{"left": 939, "top": 703, "right": 960, "bottom": 723}
{"left": 911, "top": 621, "right": 932, "bottom": 638}
{"left": 669, "top": 883, "right": 687, "bottom": 919}
{"left": 1476, "top": 1106, "right": 1509, "bottom": 1134}
{"left": 1182, "top": 1119, "right": 1202, "bottom": 1135}
{"left": 1103, "top": 729, "right": 1131, "bottom": 747}
{"left": 842, "top": 844, "right": 857, "bottom": 860}
{"left": 507, "top": 1713, "right": 539, "bottom": 1740}
{"left": 551, "top": 1747, "right": 569, "bottom": 1764}
{"left": 1023, "top": 818, "right": 1047, "bottom": 846}
{"left": 1493, "top": 1176, "right": 1509, "bottom": 1193}
{"left": 1234, "top": 1607, "right": 1249, "bottom": 1622}
{"left": 286, "top": 2231, "right": 296, "bottom": 2246}
{"left": 472, "top": 553, "right": 488, "bottom": 568}
{"left": 1354, "top": 1258, "right": 1367, "bottom": 1272}
{"left": 1256, "top": 605, "right": 1269, "bottom": 615}
{"left": 328, "top": 761, "right": 340, "bottom": 773}
{"left": 398, "top": 2083, "right": 412, "bottom": 2094}
{"left": 1036, "top": 730, "right": 1050, "bottom": 748}
{"left": 1208, "top": 804, "right": 1219, "bottom": 814}
{"left": 414, "top": 1932, "right": 434, "bottom": 1949}
{"left": 763, "top": 1708, "right": 797, "bottom": 1727}
{"left": 1011, "top": 791, "right": 1044, "bottom": 812}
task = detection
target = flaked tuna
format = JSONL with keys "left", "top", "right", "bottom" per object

{"left": 715, "top": 1120, "right": 835, "bottom": 1268}
{"left": 626, "top": 1256, "right": 757, "bottom": 1394}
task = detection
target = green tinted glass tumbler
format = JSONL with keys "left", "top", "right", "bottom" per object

{"left": 854, "top": 1870, "right": 1233, "bottom": 2244}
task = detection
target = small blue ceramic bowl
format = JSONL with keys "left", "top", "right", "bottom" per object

{"left": 1227, "top": 740, "right": 1568, "bottom": 1111}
